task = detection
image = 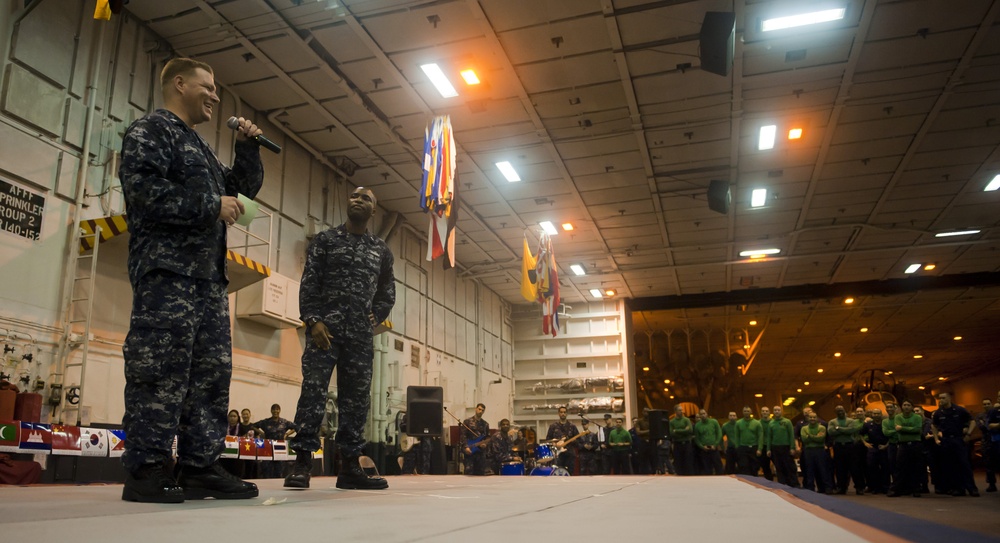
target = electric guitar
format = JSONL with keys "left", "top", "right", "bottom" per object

{"left": 465, "top": 434, "right": 494, "bottom": 455}
{"left": 553, "top": 430, "right": 592, "bottom": 449}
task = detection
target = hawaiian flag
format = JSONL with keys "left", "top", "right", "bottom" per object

{"left": 420, "top": 115, "right": 458, "bottom": 268}
{"left": 0, "top": 420, "right": 20, "bottom": 452}
{"left": 222, "top": 435, "right": 240, "bottom": 459}
{"left": 108, "top": 429, "right": 126, "bottom": 458}
{"left": 255, "top": 438, "right": 274, "bottom": 461}
{"left": 18, "top": 421, "right": 51, "bottom": 452}
{"left": 239, "top": 437, "right": 257, "bottom": 459}
{"left": 51, "top": 424, "right": 82, "bottom": 456}
{"left": 272, "top": 440, "right": 288, "bottom": 461}
{"left": 80, "top": 427, "right": 108, "bottom": 457}
{"left": 535, "top": 233, "right": 560, "bottom": 336}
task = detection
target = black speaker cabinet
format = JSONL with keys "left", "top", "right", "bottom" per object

{"left": 405, "top": 385, "right": 443, "bottom": 436}
{"left": 648, "top": 409, "right": 670, "bottom": 441}
{"left": 708, "top": 179, "right": 731, "bottom": 214}
{"left": 700, "top": 11, "right": 736, "bottom": 77}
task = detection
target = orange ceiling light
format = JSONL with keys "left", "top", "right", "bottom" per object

{"left": 561, "top": 222, "right": 574, "bottom": 231}
{"left": 788, "top": 128, "right": 803, "bottom": 139}
{"left": 460, "top": 69, "right": 480, "bottom": 85}
{"left": 844, "top": 297, "right": 855, "bottom": 304}
{"left": 605, "top": 289, "right": 616, "bottom": 296}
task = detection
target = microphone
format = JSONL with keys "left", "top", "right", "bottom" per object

{"left": 227, "top": 116, "right": 281, "bottom": 153}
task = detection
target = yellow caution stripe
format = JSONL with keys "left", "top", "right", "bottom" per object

{"left": 227, "top": 250, "right": 271, "bottom": 277}
{"left": 79, "top": 214, "right": 129, "bottom": 252}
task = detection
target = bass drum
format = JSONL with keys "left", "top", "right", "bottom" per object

{"left": 500, "top": 461, "right": 524, "bottom": 476}
{"left": 528, "top": 466, "right": 571, "bottom": 476}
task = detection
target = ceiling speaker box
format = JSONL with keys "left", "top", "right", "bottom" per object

{"left": 708, "top": 180, "right": 731, "bottom": 214}
{"left": 700, "top": 11, "right": 736, "bottom": 77}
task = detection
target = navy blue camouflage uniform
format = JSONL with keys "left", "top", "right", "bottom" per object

{"left": 255, "top": 416, "right": 296, "bottom": 478}
{"left": 288, "top": 224, "right": 395, "bottom": 459}
{"left": 462, "top": 416, "right": 490, "bottom": 475}
{"left": 546, "top": 420, "right": 580, "bottom": 471}
{"left": 120, "top": 109, "right": 263, "bottom": 474}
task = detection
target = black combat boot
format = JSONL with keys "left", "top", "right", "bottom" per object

{"left": 122, "top": 463, "right": 185, "bottom": 503}
{"left": 336, "top": 456, "right": 389, "bottom": 490}
{"left": 176, "top": 462, "right": 259, "bottom": 500}
{"left": 284, "top": 450, "right": 312, "bottom": 489}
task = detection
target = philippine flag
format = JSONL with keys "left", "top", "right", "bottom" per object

{"left": 108, "top": 429, "right": 126, "bottom": 458}
{"left": 0, "top": 420, "right": 20, "bottom": 453}
{"left": 51, "top": 424, "right": 82, "bottom": 456}
{"left": 18, "top": 421, "right": 52, "bottom": 452}
{"left": 80, "top": 428, "right": 108, "bottom": 457}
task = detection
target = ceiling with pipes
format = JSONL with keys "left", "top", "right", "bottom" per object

{"left": 122, "top": 0, "right": 1000, "bottom": 405}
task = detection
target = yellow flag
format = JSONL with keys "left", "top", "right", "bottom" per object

{"left": 94, "top": 0, "right": 111, "bottom": 20}
{"left": 520, "top": 237, "right": 538, "bottom": 302}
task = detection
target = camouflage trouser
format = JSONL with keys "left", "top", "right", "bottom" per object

{"left": 121, "top": 270, "right": 231, "bottom": 473}
{"left": 290, "top": 334, "right": 373, "bottom": 458}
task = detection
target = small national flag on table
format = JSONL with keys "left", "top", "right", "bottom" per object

{"left": 51, "top": 424, "right": 82, "bottom": 456}
{"left": 239, "top": 437, "right": 257, "bottom": 459}
{"left": 0, "top": 420, "right": 20, "bottom": 452}
{"left": 108, "top": 429, "right": 126, "bottom": 458}
{"left": 80, "top": 427, "right": 108, "bottom": 457}
{"left": 19, "top": 421, "right": 52, "bottom": 452}
{"left": 256, "top": 438, "right": 274, "bottom": 460}
{"left": 222, "top": 435, "right": 240, "bottom": 459}
{"left": 272, "top": 440, "right": 288, "bottom": 461}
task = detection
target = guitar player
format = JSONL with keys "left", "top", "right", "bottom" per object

{"left": 461, "top": 403, "right": 491, "bottom": 475}
{"left": 546, "top": 406, "right": 580, "bottom": 474}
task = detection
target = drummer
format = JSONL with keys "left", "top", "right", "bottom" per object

{"left": 546, "top": 406, "right": 581, "bottom": 473}
{"left": 488, "top": 419, "right": 517, "bottom": 475}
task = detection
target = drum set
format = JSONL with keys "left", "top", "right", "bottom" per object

{"left": 499, "top": 438, "right": 570, "bottom": 476}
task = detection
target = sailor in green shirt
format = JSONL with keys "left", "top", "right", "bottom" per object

{"left": 882, "top": 402, "right": 899, "bottom": 487}
{"left": 889, "top": 400, "right": 925, "bottom": 497}
{"left": 767, "top": 405, "right": 800, "bottom": 487}
{"left": 608, "top": 417, "right": 632, "bottom": 475}
{"left": 721, "top": 411, "right": 739, "bottom": 474}
{"left": 800, "top": 411, "right": 834, "bottom": 493}
{"left": 734, "top": 406, "right": 763, "bottom": 476}
{"left": 694, "top": 409, "right": 723, "bottom": 475}
{"left": 670, "top": 405, "right": 695, "bottom": 475}
{"left": 758, "top": 407, "right": 774, "bottom": 481}
{"left": 829, "top": 405, "right": 864, "bottom": 494}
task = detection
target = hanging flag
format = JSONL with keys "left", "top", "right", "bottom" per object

{"left": 420, "top": 116, "right": 458, "bottom": 266}
{"left": 0, "top": 420, "right": 20, "bottom": 452}
{"left": 80, "top": 427, "right": 108, "bottom": 457}
{"left": 534, "top": 234, "right": 560, "bottom": 337}
{"left": 51, "top": 424, "right": 82, "bottom": 456}
{"left": 521, "top": 237, "right": 538, "bottom": 301}
{"left": 94, "top": 0, "right": 111, "bottom": 20}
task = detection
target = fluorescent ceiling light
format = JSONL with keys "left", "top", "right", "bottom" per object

{"left": 739, "top": 248, "right": 780, "bottom": 257}
{"left": 985, "top": 174, "right": 1000, "bottom": 191}
{"left": 495, "top": 161, "right": 520, "bottom": 182}
{"left": 589, "top": 288, "right": 604, "bottom": 298}
{"left": 758, "top": 125, "right": 777, "bottom": 150}
{"left": 420, "top": 63, "right": 458, "bottom": 98}
{"left": 751, "top": 188, "right": 767, "bottom": 208}
{"left": 904, "top": 263, "right": 921, "bottom": 274}
{"left": 935, "top": 229, "right": 980, "bottom": 237}
{"left": 539, "top": 221, "right": 558, "bottom": 236}
{"left": 761, "top": 8, "right": 847, "bottom": 32}
{"left": 570, "top": 264, "right": 586, "bottom": 276}
{"left": 460, "top": 69, "right": 480, "bottom": 85}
